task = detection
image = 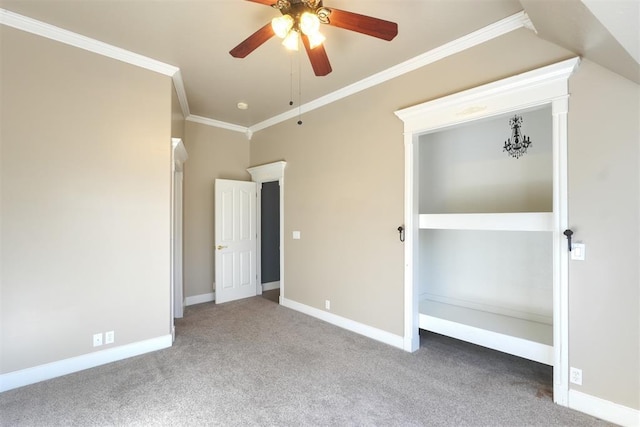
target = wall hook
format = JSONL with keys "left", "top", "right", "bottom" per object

{"left": 563, "top": 229, "right": 573, "bottom": 251}
{"left": 398, "top": 226, "right": 405, "bottom": 242}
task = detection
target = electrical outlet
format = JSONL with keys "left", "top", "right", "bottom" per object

{"left": 325, "top": 300, "right": 330, "bottom": 310}
{"left": 105, "top": 330, "right": 115, "bottom": 345}
{"left": 93, "top": 333, "right": 103, "bottom": 347}
{"left": 570, "top": 367, "right": 583, "bottom": 385}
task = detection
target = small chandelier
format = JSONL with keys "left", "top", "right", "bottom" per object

{"left": 503, "top": 115, "right": 532, "bottom": 159}
{"left": 271, "top": 0, "right": 327, "bottom": 51}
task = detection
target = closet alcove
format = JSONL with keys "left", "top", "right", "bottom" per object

{"left": 418, "top": 105, "right": 554, "bottom": 365}
{"left": 396, "top": 58, "right": 580, "bottom": 405}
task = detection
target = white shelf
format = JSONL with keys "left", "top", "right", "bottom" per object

{"left": 419, "top": 212, "right": 554, "bottom": 231}
{"left": 419, "top": 299, "right": 553, "bottom": 365}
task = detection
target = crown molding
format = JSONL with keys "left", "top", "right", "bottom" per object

{"left": 186, "top": 115, "right": 251, "bottom": 138}
{"left": 172, "top": 70, "right": 190, "bottom": 118}
{"left": 248, "top": 11, "right": 531, "bottom": 134}
{"left": 2, "top": 7, "right": 530, "bottom": 138}
{"left": 1, "top": 9, "right": 192, "bottom": 120}
{"left": 0, "top": 8, "right": 180, "bottom": 78}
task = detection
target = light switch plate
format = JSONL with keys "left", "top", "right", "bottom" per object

{"left": 571, "top": 243, "right": 585, "bottom": 261}
{"left": 293, "top": 231, "right": 301, "bottom": 240}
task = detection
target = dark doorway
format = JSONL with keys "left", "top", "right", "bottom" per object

{"left": 261, "top": 181, "right": 280, "bottom": 302}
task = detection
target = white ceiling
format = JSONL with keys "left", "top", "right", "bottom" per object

{"left": 1, "top": 0, "right": 637, "bottom": 130}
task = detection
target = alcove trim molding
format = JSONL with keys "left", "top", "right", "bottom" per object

{"left": 395, "top": 57, "right": 580, "bottom": 408}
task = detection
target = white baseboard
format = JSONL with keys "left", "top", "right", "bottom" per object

{"left": 281, "top": 297, "right": 404, "bottom": 350}
{"left": 262, "top": 281, "right": 280, "bottom": 291}
{"left": 0, "top": 334, "right": 172, "bottom": 393}
{"left": 185, "top": 292, "right": 215, "bottom": 306}
{"left": 569, "top": 389, "right": 640, "bottom": 427}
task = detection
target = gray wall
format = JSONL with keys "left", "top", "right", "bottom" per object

{"left": 1, "top": 27, "right": 172, "bottom": 373}
{"left": 3, "top": 16, "right": 637, "bottom": 414}
{"left": 419, "top": 106, "right": 553, "bottom": 214}
{"left": 249, "top": 33, "right": 638, "bottom": 409}
{"left": 250, "top": 28, "right": 572, "bottom": 337}
{"left": 182, "top": 121, "right": 250, "bottom": 298}
{"left": 568, "top": 59, "right": 639, "bottom": 409}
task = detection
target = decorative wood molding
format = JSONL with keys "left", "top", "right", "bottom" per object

{"left": 0, "top": 335, "right": 172, "bottom": 393}
{"left": 247, "top": 161, "right": 287, "bottom": 183}
{"left": 419, "top": 212, "right": 554, "bottom": 231}
{"left": 419, "top": 309, "right": 553, "bottom": 365}
{"left": 281, "top": 298, "right": 405, "bottom": 350}
{"left": 185, "top": 292, "right": 215, "bottom": 306}
{"left": 0, "top": 9, "right": 178, "bottom": 77}
{"left": 262, "top": 281, "right": 280, "bottom": 291}
{"left": 186, "top": 115, "right": 250, "bottom": 137}
{"left": 568, "top": 389, "right": 640, "bottom": 427}
{"left": 247, "top": 161, "right": 287, "bottom": 299}
{"left": 0, "top": 8, "right": 192, "bottom": 120}
{"left": 395, "top": 57, "right": 581, "bottom": 132}
{"left": 172, "top": 138, "right": 188, "bottom": 170}
{"left": 172, "top": 70, "right": 190, "bottom": 118}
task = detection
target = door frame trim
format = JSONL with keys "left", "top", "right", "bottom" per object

{"left": 248, "top": 161, "right": 287, "bottom": 302}
{"left": 171, "top": 138, "right": 188, "bottom": 335}
{"left": 395, "top": 57, "right": 580, "bottom": 407}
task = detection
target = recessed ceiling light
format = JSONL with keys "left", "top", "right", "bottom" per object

{"left": 237, "top": 102, "right": 249, "bottom": 110}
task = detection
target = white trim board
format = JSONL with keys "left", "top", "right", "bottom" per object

{"left": 0, "top": 9, "right": 177, "bottom": 77}
{"left": 419, "top": 212, "right": 554, "bottom": 231}
{"left": 0, "top": 335, "right": 172, "bottom": 393}
{"left": 568, "top": 389, "right": 640, "bottom": 427}
{"left": 185, "top": 292, "right": 215, "bottom": 306}
{"left": 419, "top": 300, "right": 553, "bottom": 365}
{"left": 281, "top": 298, "right": 404, "bottom": 350}
{"left": 262, "top": 281, "right": 280, "bottom": 291}
{"left": 248, "top": 161, "right": 287, "bottom": 301}
{"left": 186, "top": 115, "right": 249, "bottom": 137}
{"left": 172, "top": 70, "right": 190, "bottom": 118}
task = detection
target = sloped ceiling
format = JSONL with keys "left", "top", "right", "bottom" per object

{"left": 521, "top": 0, "right": 639, "bottom": 84}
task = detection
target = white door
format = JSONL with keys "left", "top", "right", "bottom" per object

{"left": 215, "top": 179, "right": 257, "bottom": 304}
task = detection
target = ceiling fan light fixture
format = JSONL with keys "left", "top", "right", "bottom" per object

{"left": 282, "top": 29, "right": 299, "bottom": 51}
{"left": 230, "top": 1, "right": 398, "bottom": 77}
{"left": 307, "top": 31, "right": 326, "bottom": 49}
{"left": 299, "top": 11, "right": 321, "bottom": 36}
{"left": 271, "top": 14, "right": 294, "bottom": 39}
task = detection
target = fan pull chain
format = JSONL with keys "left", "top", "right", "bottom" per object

{"left": 297, "top": 47, "right": 302, "bottom": 125}
{"left": 289, "top": 54, "right": 294, "bottom": 107}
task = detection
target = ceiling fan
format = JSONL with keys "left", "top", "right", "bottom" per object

{"left": 229, "top": 0, "right": 398, "bottom": 76}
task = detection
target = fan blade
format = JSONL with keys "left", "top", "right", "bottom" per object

{"left": 229, "top": 22, "right": 275, "bottom": 58}
{"left": 246, "top": 0, "right": 275, "bottom": 5}
{"left": 302, "top": 35, "right": 332, "bottom": 76}
{"left": 326, "top": 8, "right": 398, "bottom": 41}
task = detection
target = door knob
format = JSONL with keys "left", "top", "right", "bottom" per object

{"left": 217, "top": 245, "right": 227, "bottom": 250}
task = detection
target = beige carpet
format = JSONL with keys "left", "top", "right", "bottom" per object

{"left": 0, "top": 296, "right": 609, "bottom": 426}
